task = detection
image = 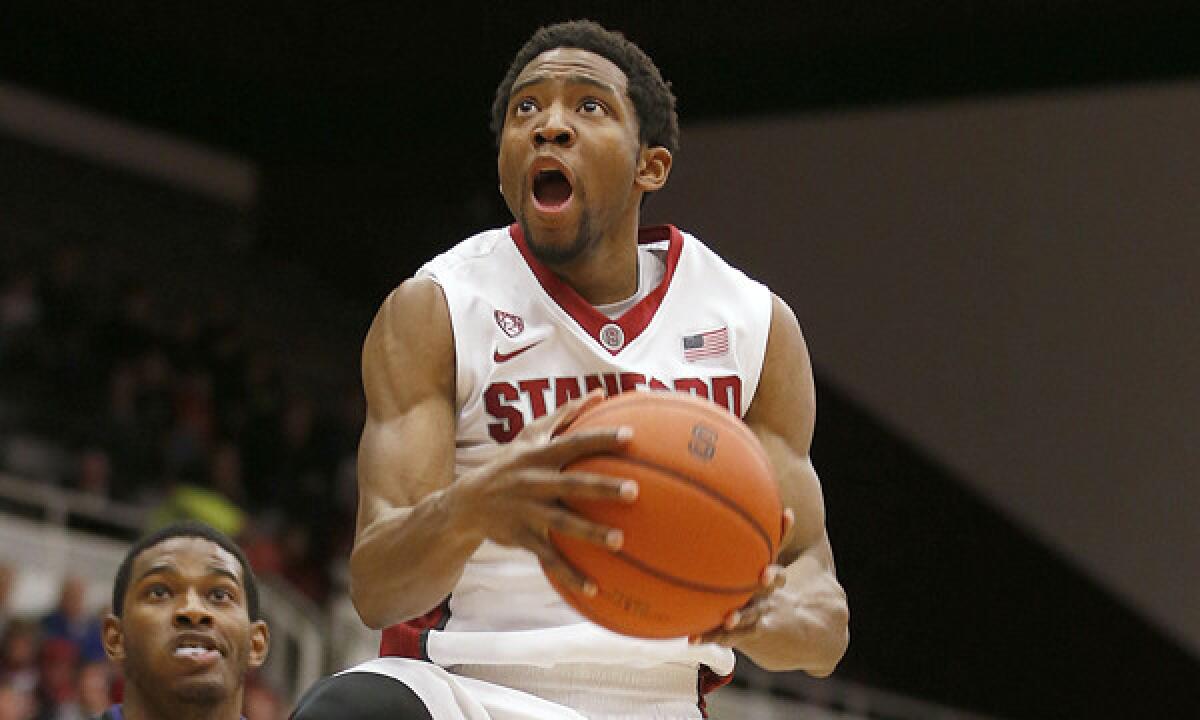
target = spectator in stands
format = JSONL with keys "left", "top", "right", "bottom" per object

{"left": 0, "top": 618, "right": 41, "bottom": 696}
{"left": 0, "top": 564, "right": 14, "bottom": 638}
{"left": 75, "top": 449, "right": 113, "bottom": 500}
{"left": 76, "top": 662, "right": 113, "bottom": 720}
{"left": 0, "top": 678, "right": 37, "bottom": 720}
{"left": 39, "top": 577, "right": 104, "bottom": 664}
{"left": 45, "top": 661, "right": 111, "bottom": 720}
{"left": 97, "top": 521, "right": 269, "bottom": 720}
{"left": 0, "top": 269, "right": 42, "bottom": 375}
{"left": 36, "top": 637, "right": 80, "bottom": 716}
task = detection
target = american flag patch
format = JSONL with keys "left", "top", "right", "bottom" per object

{"left": 682, "top": 327, "right": 730, "bottom": 362}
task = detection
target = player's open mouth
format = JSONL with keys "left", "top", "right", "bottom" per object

{"left": 172, "top": 635, "right": 222, "bottom": 665}
{"left": 532, "top": 169, "right": 573, "bottom": 212}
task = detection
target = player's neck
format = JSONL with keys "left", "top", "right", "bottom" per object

{"left": 121, "top": 685, "right": 244, "bottom": 720}
{"left": 550, "top": 217, "right": 640, "bottom": 305}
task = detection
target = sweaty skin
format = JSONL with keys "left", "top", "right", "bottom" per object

{"left": 350, "top": 47, "right": 847, "bottom": 676}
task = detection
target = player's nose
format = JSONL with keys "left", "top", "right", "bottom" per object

{"left": 533, "top": 103, "right": 575, "bottom": 148}
{"left": 174, "top": 587, "right": 214, "bottom": 627}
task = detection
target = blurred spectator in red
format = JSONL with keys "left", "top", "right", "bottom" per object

{"left": 39, "top": 578, "right": 105, "bottom": 664}
{"left": 45, "top": 660, "right": 111, "bottom": 720}
{"left": 36, "top": 637, "right": 79, "bottom": 715}
{"left": 0, "top": 679, "right": 36, "bottom": 720}
{"left": 0, "top": 618, "right": 40, "bottom": 695}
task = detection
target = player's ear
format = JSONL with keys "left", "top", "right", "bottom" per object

{"left": 248, "top": 620, "right": 270, "bottom": 668}
{"left": 635, "top": 145, "right": 672, "bottom": 193}
{"left": 102, "top": 614, "right": 126, "bottom": 662}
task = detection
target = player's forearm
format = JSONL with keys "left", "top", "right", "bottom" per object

{"left": 349, "top": 488, "right": 483, "bottom": 629}
{"left": 737, "top": 567, "right": 849, "bottom": 675}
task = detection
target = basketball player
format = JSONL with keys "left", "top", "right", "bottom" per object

{"left": 96, "top": 521, "right": 269, "bottom": 720}
{"left": 293, "top": 19, "right": 848, "bottom": 720}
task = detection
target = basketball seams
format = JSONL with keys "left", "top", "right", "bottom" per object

{"left": 569, "top": 392, "right": 771, "bottom": 468}
{"left": 605, "top": 547, "right": 761, "bottom": 595}
{"left": 586, "top": 452, "right": 777, "bottom": 559}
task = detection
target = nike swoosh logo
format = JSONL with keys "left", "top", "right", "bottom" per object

{"left": 493, "top": 340, "right": 543, "bottom": 363}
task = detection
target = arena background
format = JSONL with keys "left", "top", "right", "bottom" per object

{"left": 1, "top": 2, "right": 1198, "bottom": 718}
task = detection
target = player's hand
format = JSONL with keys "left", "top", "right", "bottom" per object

{"left": 688, "top": 507, "right": 794, "bottom": 646}
{"left": 449, "top": 390, "right": 637, "bottom": 596}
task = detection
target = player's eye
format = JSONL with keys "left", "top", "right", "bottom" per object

{"left": 209, "top": 587, "right": 234, "bottom": 603}
{"left": 514, "top": 98, "right": 538, "bottom": 115}
{"left": 578, "top": 99, "right": 606, "bottom": 115}
{"left": 146, "top": 584, "right": 171, "bottom": 600}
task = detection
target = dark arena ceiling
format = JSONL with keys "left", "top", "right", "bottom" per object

{"left": 3, "top": 2, "right": 1198, "bottom": 300}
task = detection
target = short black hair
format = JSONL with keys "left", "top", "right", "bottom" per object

{"left": 490, "top": 19, "right": 679, "bottom": 155}
{"left": 111, "top": 521, "right": 261, "bottom": 621}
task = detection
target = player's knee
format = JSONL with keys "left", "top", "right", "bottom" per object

{"left": 291, "top": 672, "right": 432, "bottom": 720}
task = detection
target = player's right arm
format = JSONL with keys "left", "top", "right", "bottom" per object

{"left": 350, "top": 278, "right": 635, "bottom": 630}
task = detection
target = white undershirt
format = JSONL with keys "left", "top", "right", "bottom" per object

{"left": 593, "top": 246, "right": 668, "bottom": 319}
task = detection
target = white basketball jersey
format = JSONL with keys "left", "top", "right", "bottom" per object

{"left": 381, "top": 224, "right": 772, "bottom": 688}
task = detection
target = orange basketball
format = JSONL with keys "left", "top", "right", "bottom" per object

{"left": 546, "top": 391, "right": 783, "bottom": 639}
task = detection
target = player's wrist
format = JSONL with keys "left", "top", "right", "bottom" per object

{"left": 429, "top": 481, "right": 488, "bottom": 545}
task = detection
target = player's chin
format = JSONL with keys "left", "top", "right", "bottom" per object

{"left": 169, "top": 672, "right": 233, "bottom": 703}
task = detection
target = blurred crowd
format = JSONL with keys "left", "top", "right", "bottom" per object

{"left": 0, "top": 241, "right": 367, "bottom": 718}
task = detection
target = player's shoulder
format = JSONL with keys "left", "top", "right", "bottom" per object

{"left": 675, "top": 226, "right": 769, "bottom": 291}
{"left": 417, "top": 226, "right": 512, "bottom": 280}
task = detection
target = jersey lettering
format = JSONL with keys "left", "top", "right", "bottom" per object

{"left": 484, "top": 381, "right": 524, "bottom": 442}
{"left": 484, "top": 374, "right": 742, "bottom": 442}
{"left": 553, "top": 376, "right": 583, "bottom": 406}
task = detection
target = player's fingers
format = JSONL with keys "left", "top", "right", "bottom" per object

{"left": 781, "top": 507, "right": 795, "bottom": 541}
{"left": 522, "top": 527, "right": 597, "bottom": 598}
{"left": 547, "top": 388, "right": 607, "bottom": 437}
{"left": 689, "top": 608, "right": 763, "bottom": 647}
{"left": 520, "top": 389, "right": 604, "bottom": 441}
{"left": 510, "top": 468, "right": 637, "bottom": 502}
{"left": 689, "top": 626, "right": 749, "bottom": 647}
{"left": 759, "top": 564, "right": 786, "bottom": 590}
{"left": 541, "top": 506, "right": 624, "bottom": 550}
{"left": 727, "top": 601, "right": 766, "bottom": 631}
{"left": 523, "top": 427, "right": 633, "bottom": 467}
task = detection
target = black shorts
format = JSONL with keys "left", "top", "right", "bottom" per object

{"left": 291, "top": 671, "right": 433, "bottom": 720}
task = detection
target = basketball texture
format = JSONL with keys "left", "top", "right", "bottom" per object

{"left": 546, "top": 391, "right": 783, "bottom": 639}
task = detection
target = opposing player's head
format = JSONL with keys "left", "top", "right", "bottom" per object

{"left": 103, "top": 521, "right": 268, "bottom": 718}
{"left": 493, "top": 20, "right": 678, "bottom": 266}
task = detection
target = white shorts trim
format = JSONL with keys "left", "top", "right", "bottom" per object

{"left": 340, "top": 657, "right": 704, "bottom": 720}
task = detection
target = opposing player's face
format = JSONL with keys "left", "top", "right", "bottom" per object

{"left": 498, "top": 48, "right": 647, "bottom": 265}
{"left": 103, "top": 537, "right": 269, "bottom": 707}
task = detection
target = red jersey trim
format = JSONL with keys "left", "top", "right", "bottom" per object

{"left": 698, "top": 664, "right": 734, "bottom": 717}
{"left": 509, "top": 224, "right": 684, "bottom": 356}
{"left": 379, "top": 599, "right": 451, "bottom": 660}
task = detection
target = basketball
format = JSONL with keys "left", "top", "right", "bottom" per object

{"left": 546, "top": 391, "right": 783, "bottom": 639}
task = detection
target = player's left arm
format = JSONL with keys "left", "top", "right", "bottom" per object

{"left": 695, "top": 293, "right": 849, "bottom": 675}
